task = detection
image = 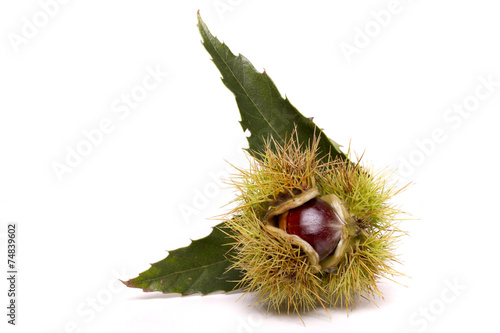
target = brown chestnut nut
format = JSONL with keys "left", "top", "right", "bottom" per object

{"left": 279, "top": 198, "right": 343, "bottom": 260}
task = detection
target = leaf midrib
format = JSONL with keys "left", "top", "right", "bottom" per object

{"left": 139, "top": 259, "right": 228, "bottom": 284}
{"left": 203, "top": 27, "right": 284, "bottom": 144}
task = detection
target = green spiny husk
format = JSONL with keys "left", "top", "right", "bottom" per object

{"left": 224, "top": 132, "right": 406, "bottom": 316}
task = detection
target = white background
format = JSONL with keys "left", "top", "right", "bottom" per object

{"left": 1, "top": 0, "right": 499, "bottom": 332}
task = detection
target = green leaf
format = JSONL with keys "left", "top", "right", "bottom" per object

{"left": 123, "top": 223, "right": 242, "bottom": 295}
{"left": 197, "top": 12, "right": 346, "bottom": 162}
{"left": 126, "top": 14, "right": 349, "bottom": 298}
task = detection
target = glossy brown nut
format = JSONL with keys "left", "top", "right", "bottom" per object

{"left": 279, "top": 198, "right": 343, "bottom": 260}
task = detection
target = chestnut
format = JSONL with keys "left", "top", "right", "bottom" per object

{"left": 279, "top": 198, "right": 343, "bottom": 260}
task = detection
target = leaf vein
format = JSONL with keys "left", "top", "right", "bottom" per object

{"left": 203, "top": 31, "right": 284, "bottom": 143}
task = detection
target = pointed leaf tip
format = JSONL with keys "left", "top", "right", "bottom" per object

{"left": 121, "top": 278, "right": 138, "bottom": 289}
{"left": 124, "top": 222, "right": 242, "bottom": 295}
{"left": 197, "top": 13, "right": 346, "bottom": 162}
